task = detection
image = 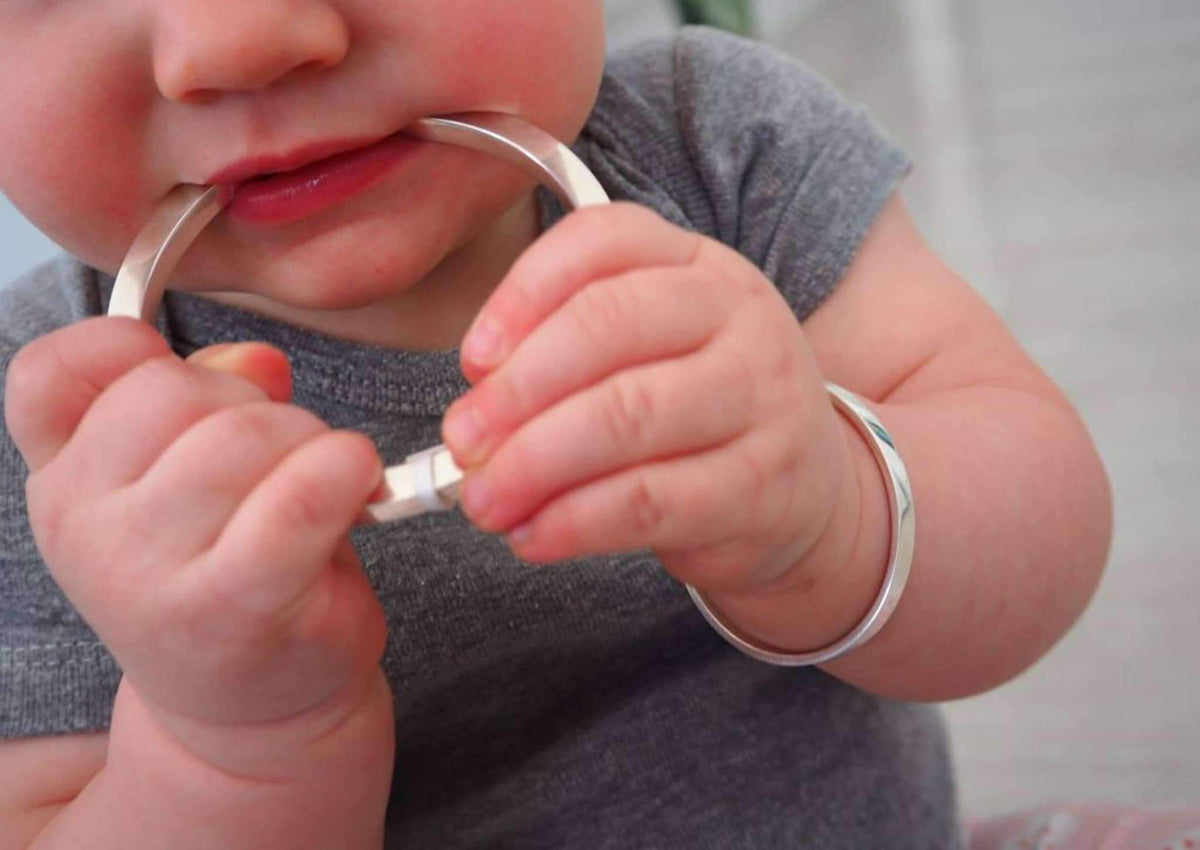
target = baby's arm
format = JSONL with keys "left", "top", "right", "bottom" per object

{"left": 445, "top": 191, "right": 1108, "bottom": 704}
{"left": 712, "top": 194, "right": 1113, "bottom": 700}
{"left": 447, "top": 191, "right": 1110, "bottom": 703}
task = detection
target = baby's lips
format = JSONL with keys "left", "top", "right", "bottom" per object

{"left": 187, "top": 342, "right": 294, "bottom": 403}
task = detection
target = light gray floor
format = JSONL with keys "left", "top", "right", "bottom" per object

{"left": 619, "top": 0, "right": 1200, "bottom": 818}
{"left": 2, "top": 0, "right": 1196, "bottom": 821}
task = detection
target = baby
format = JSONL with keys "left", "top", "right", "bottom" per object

{"left": 0, "top": 1, "right": 1113, "bottom": 847}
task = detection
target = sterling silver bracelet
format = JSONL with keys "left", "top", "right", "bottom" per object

{"left": 107, "top": 113, "right": 610, "bottom": 526}
{"left": 686, "top": 382, "right": 915, "bottom": 666}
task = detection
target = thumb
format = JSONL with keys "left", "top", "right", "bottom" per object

{"left": 187, "top": 343, "right": 293, "bottom": 403}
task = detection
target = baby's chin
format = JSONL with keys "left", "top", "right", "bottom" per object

{"left": 218, "top": 239, "right": 439, "bottom": 312}
{"left": 174, "top": 200, "right": 464, "bottom": 312}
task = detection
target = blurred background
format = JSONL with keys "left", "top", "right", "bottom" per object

{"left": 3, "top": 0, "right": 1197, "bottom": 821}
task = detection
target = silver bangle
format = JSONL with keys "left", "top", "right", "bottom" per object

{"left": 107, "top": 113, "right": 609, "bottom": 527}
{"left": 686, "top": 382, "right": 915, "bottom": 666}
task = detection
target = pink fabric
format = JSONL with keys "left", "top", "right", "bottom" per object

{"left": 968, "top": 805, "right": 1200, "bottom": 850}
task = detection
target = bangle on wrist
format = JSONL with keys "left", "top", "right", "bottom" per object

{"left": 686, "top": 382, "right": 915, "bottom": 667}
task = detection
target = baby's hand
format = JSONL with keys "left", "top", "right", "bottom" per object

{"left": 443, "top": 203, "right": 853, "bottom": 596}
{"left": 4, "top": 318, "right": 388, "bottom": 773}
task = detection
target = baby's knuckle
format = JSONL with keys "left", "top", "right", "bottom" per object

{"left": 712, "top": 353, "right": 756, "bottom": 421}
{"left": 570, "top": 282, "right": 634, "bottom": 348}
{"left": 604, "top": 375, "right": 657, "bottom": 447}
{"left": 213, "top": 402, "right": 309, "bottom": 454}
{"left": 116, "top": 490, "right": 172, "bottom": 563}
{"left": 733, "top": 448, "right": 771, "bottom": 504}
{"left": 725, "top": 349, "right": 767, "bottom": 418}
{"left": 202, "top": 404, "right": 270, "bottom": 451}
{"left": 628, "top": 474, "right": 667, "bottom": 537}
{"left": 678, "top": 479, "right": 722, "bottom": 528}
{"left": 760, "top": 323, "right": 801, "bottom": 385}
{"left": 720, "top": 344, "right": 755, "bottom": 390}
{"left": 272, "top": 467, "right": 333, "bottom": 531}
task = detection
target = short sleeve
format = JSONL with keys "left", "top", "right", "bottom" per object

{"left": 0, "top": 258, "right": 120, "bottom": 739}
{"left": 568, "top": 26, "right": 910, "bottom": 322}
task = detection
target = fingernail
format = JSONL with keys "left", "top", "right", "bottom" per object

{"left": 444, "top": 403, "right": 488, "bottom": 462}
{"left": 188, "top": 343, "right": 293, "bottom": 402}
{"left": 463, "top": 318, "right": 506, "bottom": 369}
{"left": 188, "top": 343, "right": 245, "bottom": 370}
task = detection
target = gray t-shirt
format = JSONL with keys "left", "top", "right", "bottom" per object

{"left": 0, "top": 28, "right": 962, "bottom": 849}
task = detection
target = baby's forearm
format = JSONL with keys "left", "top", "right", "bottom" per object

{"left": 709, "top": 384, "right": 1112, "bottom": 701}
{"left": 28, "top": 674, "right": 395, "bottom": 850}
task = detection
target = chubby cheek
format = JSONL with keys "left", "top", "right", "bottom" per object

{"left": 0, "top": 18, "right": 154, "bottom": 273}
{"left": 411, "top": 0, "right": 606, "bottom": 139}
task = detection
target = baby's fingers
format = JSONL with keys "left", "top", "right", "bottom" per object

{"left": 5, "top": 317, "right": 168, "bottom": 472}
{"left": 41, "top": 352, "right": 269, "bottom": 501}
{"left": 502, "top": 451, "right": 736, "bottom": 568}
{"left": 125, "top": 402, "right": 331, "bottom": 565}
{"left": 460, "top": 203, "right": 701, "bottom": 381}
{"left": 507, "top": 437, "right": 790, "bottom": 588}
{"left": 195, "top": 431, "right": 382, "bottom": 617}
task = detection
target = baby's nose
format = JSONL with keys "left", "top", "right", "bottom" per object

{"left": 152, "top": 0, "right": 349, "bottom": 103}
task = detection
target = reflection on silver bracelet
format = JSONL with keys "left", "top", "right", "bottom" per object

{"left": 686, "top": 382, "right": 915, "bottom": 667}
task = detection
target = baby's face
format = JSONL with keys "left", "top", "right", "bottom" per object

{"left": 0, "top": 0, "right": 606, "bottom": 309}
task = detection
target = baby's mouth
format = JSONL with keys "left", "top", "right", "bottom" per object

{"left": 211, "top": 131, "right": 420, "bottom": 226}
{"left": 207, "top": 129, "right": 403, "bottom": 185}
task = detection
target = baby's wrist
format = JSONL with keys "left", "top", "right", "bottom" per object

{"left": 91, "top": 671, "right": 395, "bottom": 848}
{"left": 120, "top": 664, "right": 395, "bottom": 784}
{"left": 34, "top": 671, "right": 394, "bottom": 850}
{"left": 699, "top": 408, "right": 892, "bottom": 656}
